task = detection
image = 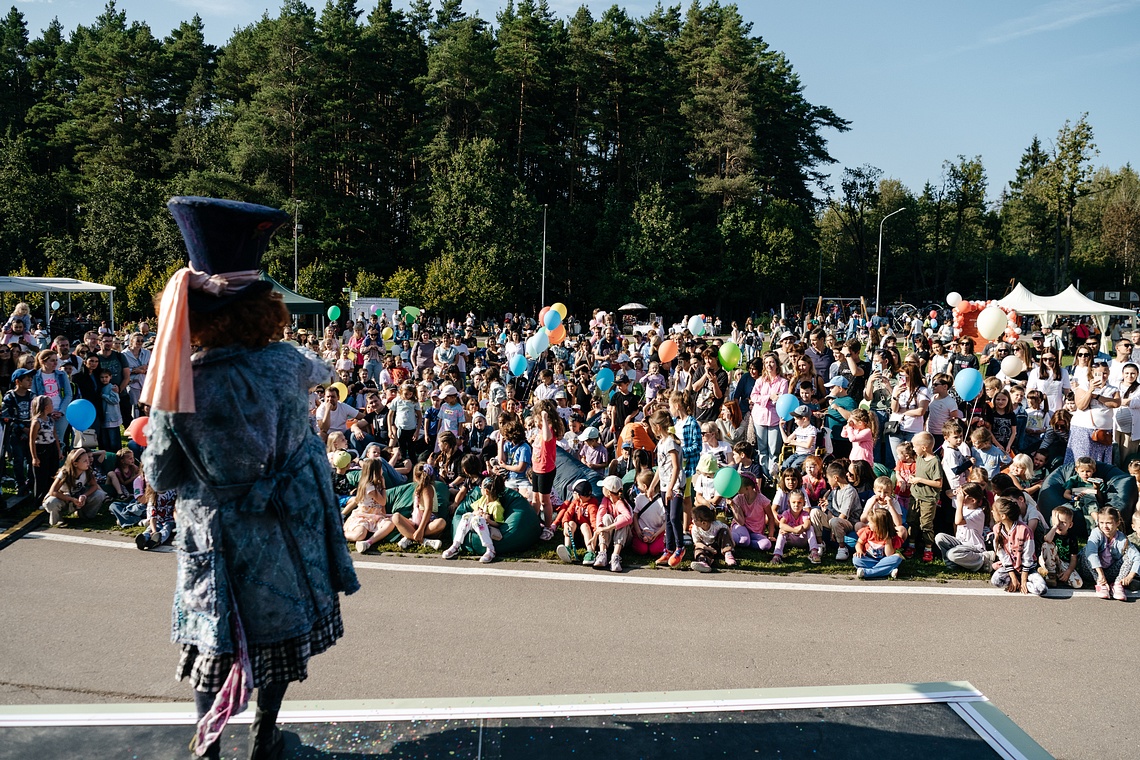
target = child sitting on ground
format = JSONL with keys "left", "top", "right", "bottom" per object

{"left": 1038, "top": 504, "right": 1083, "bottom": 589}
{"left": 692, "top": 454, "right": 722, "bottom": 511}
{"left": 853, "top": 508, "right": 903, "bottom": 580}
{"left": 801, "top": 455, "right": 828, "bottom": 507}
{"left": 1081, "top": 506, "right": 1140, "bottom": 601}
{"left": 135, "top": 484, "right": 177, "bottom": 550}
{"left": 857, "top": 475, "right": 907, "bottom": 542}
{"left": 772, "top": 467, "right": 811, "bottom": 515}
{"left": 773, "top": 491, "right": 820, "bottom": 565}
{"left": 342, "top": 458, "right": 392, "bottom": 554}
{"left": 690, "top": 504, "right": 735, "bottom": 572}
{"left": 933, "top": 483, "right": 988, "bottom": 573}
{"left": 554, "top": 479, "right": 599, "bottom": 565}
{"left": 444, "top": 474, "right": 505, "bottom": 564}
{"left": 811, "top": 461, "right": 860, "bottom": 561}
{"left": 990, "top": 496, "right": 1047, "bottom": 596}
{"left": 391, "top": 463, "right": 447, "bottom": 551}
{"left": 106, "top": 448, "right": 140, "bottom": 501}
{"left": 629, "top": 470, "right": 667, "bottom": 558}
{"left": 730, "top": 472, "right": 776, "bottom": 551}
{"left": 593, "top": 475, "right": 633, "bottom": 573}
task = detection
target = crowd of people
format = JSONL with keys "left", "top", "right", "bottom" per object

{"left": 6, "top": 297, "right": 1140, "bottom": 599}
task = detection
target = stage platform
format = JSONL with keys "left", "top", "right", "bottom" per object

{"left": 0, "top": 682, "right": 1051, "bottom": 759}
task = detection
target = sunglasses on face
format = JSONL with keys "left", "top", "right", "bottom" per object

{"left": 1077, "top": 353, "right": 1090, "bottom": 358}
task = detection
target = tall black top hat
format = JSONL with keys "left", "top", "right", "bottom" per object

{"left": 167, "top": 196, "right": 291, "bottom": 312}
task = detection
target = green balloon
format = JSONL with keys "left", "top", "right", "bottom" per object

{"left": 327, "top": 305, "right": 341, "bottom": 320}
{"left": 718, "top": 341, "right": 741, "bottom": 371}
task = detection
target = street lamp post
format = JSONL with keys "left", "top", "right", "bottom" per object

{"left": 875, "top": 207, "right": 906, "bottom": 318}
{"left": 541, "top": 204, "right": 548, "bottom": 306}
{"left": 293, "top": 200, "right": 302, "bottom": 291}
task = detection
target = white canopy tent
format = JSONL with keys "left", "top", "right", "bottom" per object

{"left": 998, "top": 282, "right": 1133, "bottom": 352}
{"left": 0, "top": 276, "right": 117, "bottom": 329}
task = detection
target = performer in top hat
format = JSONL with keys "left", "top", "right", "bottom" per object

{"left": 141, "top": 197, "right": 359, "bottom": 760}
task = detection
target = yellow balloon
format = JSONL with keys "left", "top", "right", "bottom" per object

{"left": 330, "top": 382, "right": 349, "bottom": 401}
{"left": 381, "top": 326, "right": 393, "bottom": 340}
{"left": 552, "top": 302, "right": 567, "bottom": 319}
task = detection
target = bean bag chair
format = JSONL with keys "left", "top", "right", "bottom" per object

{"left": 368, "top": 480, "right": 450, "bottom": 545}
{"left": 345, "top": 460, "right": 408, "bottom": 492}
{"left": 452, "top": 486, "right": 540, "bottom": 554}
{"left": 553, "top": 447, "right": 604, "bottom": 500}
{"left": 1037, "top": 461, "right": 1136, "bottom": 543}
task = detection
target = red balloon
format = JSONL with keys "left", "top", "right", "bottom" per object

{"left": 658, "top": 339, "right": 679, "bottom": 363}
{"left": 539, "top": 306, "right": 550, "bottom": 324}
{"left": 127, "top": 415, "right": 149, "bottom": 447}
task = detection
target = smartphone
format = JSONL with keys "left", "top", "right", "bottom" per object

{"left": 872, "top": 362, "right": 882, "bottom": 373}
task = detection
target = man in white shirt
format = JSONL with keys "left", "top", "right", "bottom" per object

{"left": 316, "top": 386, "right": 362, "bottom": 441}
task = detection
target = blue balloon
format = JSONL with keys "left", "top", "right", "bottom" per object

{"left": 509, "top": 353, "right": 528, "bottom": 377}
{"left": 65, "top": 399, "right": 96, "bottom": 431}
{"left": 498, "top": 331, "right": 508, "bottom": 345}
{"left": 954, "top": 368, "right": 983, "bottom": 402}
{"left": 543, "top": 309, "right": 562, "bottom": 331}
{"left": 596, "top": 367, "right": 615, "bottom": 392}
{"left": 775, "top": 393, "right": 799, "bottom": 422}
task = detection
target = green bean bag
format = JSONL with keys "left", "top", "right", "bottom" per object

{"left": 1037, "top": 461, "right": 1137, "bottom": 542}
{"left": 367, "top": 480, "right": 450, "bottom": 545}
{"left": 451, "top": 486, "right": 540, "bottom": 554}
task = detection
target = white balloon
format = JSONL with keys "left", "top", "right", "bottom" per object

{"left": 1001, "top": 355, "right": 1025, "bottom": 377}
{"left": 976, "top": 306, "right": 1008, "bottom": 341}
{"left": 946, "top": 292, "right": 963, "bottom": 308}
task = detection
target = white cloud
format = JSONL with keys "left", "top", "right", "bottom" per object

{"left": 980, "top": 0, "right": 1140, "bottom": 45}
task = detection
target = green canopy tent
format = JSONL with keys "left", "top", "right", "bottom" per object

{"left": 264, "top": 275, "right": 324, "bottom": 316}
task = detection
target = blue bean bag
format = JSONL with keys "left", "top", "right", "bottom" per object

{"left": 452, "top": 486, "right": 540, "bottom": 554}
{"left": 553, "top": 447, "right": 604, "bottom": 500}
{"left": 1037, "top": 461, "right": 1137, "bottom": 542}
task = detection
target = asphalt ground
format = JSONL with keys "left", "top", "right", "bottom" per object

{"left": 0, "top": 529, "right": 1134, "bottom": 759}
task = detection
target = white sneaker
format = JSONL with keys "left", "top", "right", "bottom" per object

{"left": 556, "top": 544, "right": 574, "bottom": 563}
{"left": 836, "top": 547, "right": 850, "bottom": 561}
{"left": 855, "top": 567, "right": 866, "bottom": 579}
{"left": 593, "top": 550, "right": 608, "bottom": 568}
{"left": 480, "top": 550, "right": 495, "bottom": 563}
{"left": 889, "top": 567, "right": 899, "bottom": 580}
{"left": 610, "top": 553, "right": 623, "bottom": 573}
{"left": 423, "top": 539, "right": 442, "bottom": 551}
{"left": 355, "top": 541, "right": 369, "bottom": 555}
{"left": 442, "top": 544, "right": 460, "bottom": 560}
{"left": 540, "top": 526, "right": 555, "bottom": 541}
{"left": 397, "top": 536, "right": 413, "bottom": 550}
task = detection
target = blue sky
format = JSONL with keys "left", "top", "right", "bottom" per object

{"left": 12, "top": 0, "right": 1140, "bottom": 200}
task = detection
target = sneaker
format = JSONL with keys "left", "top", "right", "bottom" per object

{"left": 540, "top": 526, "right": 555, "bottom": 541}
{"left": 855, "top": 567, "right": 866, "bottom": 579}
{"left": 903, "top": 544, "right": 916, "bottom": 559}
{"left": 479, "top": 550, "right": 495, "bottom": 564}
{"left": 423, "top": 538, "right": 442, "bottom": 551}
{"left": 1070, "top": 574, "right": 1085, "bottom": 589}
{"left": 397, "top": 536, "right": 412, "bottom": 550}
{"left": 135, "top": 534, "right": 149, "bottom": 551}
{"left": 922, "top": 548, "right": 934, "bottom": 563}
{"left": 724, "top": 551, "right": 737, "bottom": 567}
{"left": 682, "top": 534, "right": 693, "bottom": 546}
{"left": 610, "top": 553, "right": 623, "bottom": 573}
{"left": 809, "top": 549, "right": 821, "bottom": 565}
{"left": 148, "top": 535, "right": 161, "bottom": 550}
{"left": 835, "top": 547, "right": 850, "bottom": 562}
{"left": 442, "top": 544, "right": 460, "bottom": 560}
{"left": 1112, "top": 582, "right": 1127, "bottom": 601}
{"left": 583, "top": 551, "right": 596, "bottom": 565}
{"left": 556, "top": 544, "right": 574, "bottom": 564}
{"left": 668, "top": 548, "right": 684, "bottom": 568}
{"left": 655, "top": 551, "right": 672, "bottom": 567}
{"left": 692, "top": 559, "right": 712, "bottom": 573}
{"left": 770, "top": 554, "right": 783, "bottom": 565}
{"left": 355, "top": 540, "right": 370, "bottom": 555}
{"left": 889, "top": 567, "right": 899, "bottom": 580}
{"left": 1096, "top": 582, "right": 1111, "bottom": 599}
{"left": 594, "top": 550, "right": 608, "bottom": 568}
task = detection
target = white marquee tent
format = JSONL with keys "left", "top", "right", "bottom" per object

{"left": 0, "top": 276, "right": 117, "bottom": 328}
{"left": 997, "top": 282, "right": 1133, "bottom": 351}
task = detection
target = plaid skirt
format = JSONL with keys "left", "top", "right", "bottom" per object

{"left": 177, "top": 597, "right": 344, "bottom": 692}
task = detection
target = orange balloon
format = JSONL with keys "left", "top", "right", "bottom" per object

{"left": 658, "top": 339, "right": 678, "bottom": 363}
{"left": 549, "top": 324, "right": 566, "bottom": 344}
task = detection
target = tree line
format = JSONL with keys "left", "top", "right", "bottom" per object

{"left": 0, "top": 1, "right": 1136, "bottom": 321}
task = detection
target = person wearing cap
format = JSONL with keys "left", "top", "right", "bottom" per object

{"left": 779, "top": 405, "right": 819, "bottom": 472}
{"left": 2, "top": 367, "right": 36, "bottom": 495}
{"left": 594, "top": 475, "right": 633, "bottom": 572}
{"left": 436, "top": 384, "right": 467, "bottom": 443}
{"left": 579, "top": 425, "right": 609, "bottom": 473}
{"left": 141, "top": 197, "right": 359, "bottom": 760}
{"left": 608, "top": 371, "right": 639, "bottom": 440}
{"left": 822, "top": 375, "right": 856, "bottom": 459}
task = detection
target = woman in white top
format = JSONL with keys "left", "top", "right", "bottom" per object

{"left": 887, "top": 358, "right": 931, "bottom": 462}
{"left": 1026, "top": 349, "right": 1071, "bottom": 415}
{"left": 1066, "top": 361, "right": 1119, "bottom": 465}
{"left": 1113, "top": 362, "right": 1140, "bottom": 461}
{"left": 1068, "top": 345, "right": 1095, "bottom": 390}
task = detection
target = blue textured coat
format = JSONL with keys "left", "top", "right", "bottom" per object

{"left": 143, "top": 342, "right": 359, "bottom": 655}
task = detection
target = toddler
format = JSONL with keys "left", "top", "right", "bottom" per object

{"left": 1038, "top": 504, "right": 1082, "bottom": 589}
{"left": 853, "top": 509, "right": 903, "bottom": 580}
{"left": 690, "top": 504, "right": 735, "bottom": 572}
{"left": 990, "top": 496, "right": 1047, "bottom": 596}
{"left": 4, "top": 302, "right": 32, "bottom": 336}
{"left": 692, "top": 455, "right": 722, "bottom": 510}
{"left": 1062, "top": 456, "right": 1099, "bottom": 503}
{"left": 773, "top": 491, "right": 820, "bottom": 564}
{"left": 940, "top": 419, "right": 972, "bottom": 496}
{"left": 444, "top": 474, "right": 505, "bottom": 564}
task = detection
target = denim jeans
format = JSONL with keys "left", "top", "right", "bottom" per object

{"left": 853, "top": 552, "right": 902, "bottom": 579}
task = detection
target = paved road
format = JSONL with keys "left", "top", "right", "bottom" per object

{"left": 0, "top": 531, "right": 1133, "bottom": 759}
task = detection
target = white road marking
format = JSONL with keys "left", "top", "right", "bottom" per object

{"left": 21, "top": 530, "right": 1115, "bottom": 600}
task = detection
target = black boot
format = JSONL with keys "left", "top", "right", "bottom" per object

{"left": 247, "top": 708, "right": 284, "bottom": 760}
{"left": 191, "top": 689, "right": 221, "bottom": 759}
